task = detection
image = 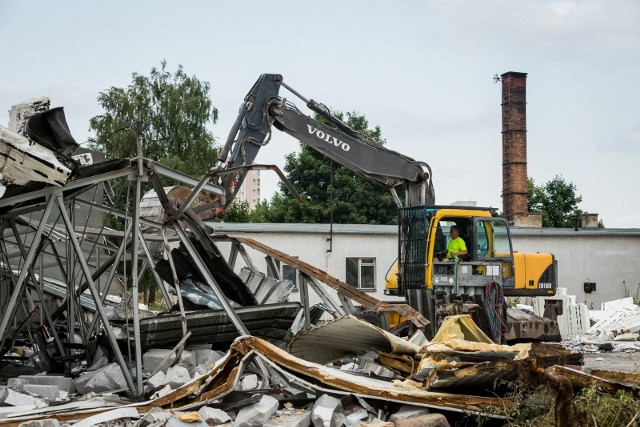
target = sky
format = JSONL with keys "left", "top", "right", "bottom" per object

{"left": 0, "top": 0, "right": 638, "bottom": 228}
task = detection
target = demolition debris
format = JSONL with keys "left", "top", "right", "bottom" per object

{"left": 0, "top": 97, "right": 639, "bottom": 426}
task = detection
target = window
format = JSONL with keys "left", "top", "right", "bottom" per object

{"left": 282, "top": 261, "right": 299, "bottom": 291}
{"left": 346, "top": 258, "right": 376, "bottom": 290}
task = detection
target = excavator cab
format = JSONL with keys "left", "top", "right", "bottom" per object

{"left": 386, "top": 205, "right": 556, "bottom": 342}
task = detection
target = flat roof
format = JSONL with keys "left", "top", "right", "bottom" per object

{"left": 207, "top": 222, "right": 640, "bottom": 237}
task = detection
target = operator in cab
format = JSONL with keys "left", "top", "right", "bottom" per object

{"left": 446, "top": 225, "right": 467, "bottom": 260}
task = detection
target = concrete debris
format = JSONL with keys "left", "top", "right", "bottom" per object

{"left": 235, "top": 394, "right": 279, "bottom": 427}
{"left": 164, "top": 365, "right": 191, "bottom": 389}
{"left": 17, "top": 420, "right": 60, "bottom": 427}
{"left": 143, "top": 349, "right": 177, "bottom": 374}
{"left": 9, "top": 375, "right": 76, "bottom": 394}
{"left": 312, "top": 394, "right": 344, "bottom": 427}
{"left": 74, "top": 363, "right": 128, "bottom": 394}
{"left": 197, "top": 406, "right": 231, "bottom": 425}
{"left": 23, "top": 384, "right": 60, "bottom": 402}
{"left": 70, "top": 407, "right": 139, "bottom": 427}
{"left": 0, "top": 387, "right": 48, "bottom": 409}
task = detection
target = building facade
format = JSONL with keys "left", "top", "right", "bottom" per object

{"left": 209, "top": 223, "right": 640, "bottom": 309}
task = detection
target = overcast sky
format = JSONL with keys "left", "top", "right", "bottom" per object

{"left": 1, "top": 0, "right": 638, "bottom": 227}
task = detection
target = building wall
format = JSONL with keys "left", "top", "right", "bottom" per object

{"left": 213, "top": 224, "right": 640, "bottom": 310}
{"left": 236, "top": 169, "right": 261, "bottom": 209}
{"left": 510, "top": 232, "right": 640, "bottom": 309}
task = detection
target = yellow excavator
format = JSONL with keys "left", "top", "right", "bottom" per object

{"left": 213, "top": 74, "right": 557, "bottom": 342}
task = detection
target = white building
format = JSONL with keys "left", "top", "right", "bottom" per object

{"left": 235, "top": 169, "right": 261, "bottom": 210}
{"left": 208, "top": 222, "right": 640, "bottom": 309}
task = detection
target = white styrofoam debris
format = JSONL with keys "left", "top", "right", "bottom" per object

{"left": 240, "top": 374, "right": 260, "bottom": 391}
{"left": 146, "top": 371, "right": 166, "bottom": 390}
{"left": 264, "top": 410, "right": 312, "bottom": 427}
{"left": 70, "top": 407, "right": 139, "bottom": 427}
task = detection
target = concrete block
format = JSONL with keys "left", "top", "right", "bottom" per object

{"left": 312, "top": 394, "right": 343, "bottom": 427}
{"left": 264, "top": 409, "right": 311, "bottom": 427}
{"left": 75, "top": 363, "right": 127, "bottom": 394}
{"left": 143, "top": 348, "right": 176, "bottom": 373}
{"left": 240, "top": 374, "right": 260, "bottom": 391}
{"left": 0, "top": 388, "right": 47, "bottom": 408}
{"left": 146, "top": 371, "right": 166, "bottom": 389}
{"left": 14, "top": 375, "right": 75, "bottom": 394}
{"left": 235, "top": 394, "right": 279, "bottom": 427}
{"left": 138, "top": 407, "right": 173, "bottom": 426}
{"left": 165, "top": 365, "right": 191, "bottom": 389}
{"left": 176, "top": 350, "right": 196, "bottom": 372}
{"left": 388, "top": 405, "right": 430, "bottom": 422}
{"left": 23, "top": 384, "right": 59, "bottom": 401}
{"left": 394, "top": 413, "right": 450, "bottom": 427}
{"left": 197, "top": 406, "right": 231, "bottom": 424}
{"left": 193, "top": 348, "right": 223, "bottom": 368}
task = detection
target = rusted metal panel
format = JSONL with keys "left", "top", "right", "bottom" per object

{"left": 234, "top": 236, "right": 430, "bottom": 329}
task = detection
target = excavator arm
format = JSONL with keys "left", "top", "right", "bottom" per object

{"left": 211, "top": 74, "right": 435, "bottom": 214}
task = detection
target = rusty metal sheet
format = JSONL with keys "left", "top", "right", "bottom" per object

{"left": 233, "top": 236, "right": 429, "bottom": 329}
{"left": 287, "top": 315, "right": 420, "bottom": 364}
{"left": 196, "top": 335, "right": 510, "bottom": 415}
{"left": 548, "top": 366, "right": 640, "bottom": 395}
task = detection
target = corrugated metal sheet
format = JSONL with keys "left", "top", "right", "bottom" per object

{"left": 288, "top": 315, "right": 420, "bottom": 364}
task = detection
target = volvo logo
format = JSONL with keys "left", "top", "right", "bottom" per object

{"left": 307, "top": 125, "right": 351, "bottom": 152}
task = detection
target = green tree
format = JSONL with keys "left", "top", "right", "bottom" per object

{"left": 528, "top": 175, "right": 585, "bottom": 228}
{"left": 259, "top": 111, "right": 399, "bottom": 224}
{"left": 89, "top": 60, "right": 219, "bottom": 177}
{"left": 224, "top": 201, "right": 251, "bottom": 222}
{"left": 88, "top": 61, "right": 220, "bottom": 303}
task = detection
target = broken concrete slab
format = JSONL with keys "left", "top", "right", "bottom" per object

{"left": 10, "top": 375, "right": 75, "bottom": 394}
{"left": 143, "top": 348, "right": 177, "bottom": 374}
{"left": 23, "top": 384, "right": 60, "bottom": 402}
{"left": 312, "top": 394, "right": 343, "bottom": 427}
{"left": 74, "top": 363, "right": 128, "bottom": 394}
{"left": 146, "top": 371, "right": 166, "bottom": 390}
{"left": 71, "top": 407, "right": 140, "bottom": 427}
{"left": 235, "top": 394, "right": 279, "bottom": 427}
{"left": 0, "top": 388, "right": 48, "bottom": 408}
{"left": 197, "top": 406, "right": 232, "bottom": 425}
{"left": 165, "top": 365, "right": 191, "bottom": 389}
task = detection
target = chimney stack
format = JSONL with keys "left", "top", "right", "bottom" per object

{"left": 501, "top": 71, "right": 528, "bottom": 221}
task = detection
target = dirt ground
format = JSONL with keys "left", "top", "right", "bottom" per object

{"left": 582, "top": 350, "right": 640, "bottom": 374}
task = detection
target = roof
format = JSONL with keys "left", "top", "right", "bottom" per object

{"left": 206, "top": 222, "right": 640, "bottom": 237}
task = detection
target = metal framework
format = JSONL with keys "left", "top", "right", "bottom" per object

{"left": 0, "top": 156, "right": 428, "bottom": 397}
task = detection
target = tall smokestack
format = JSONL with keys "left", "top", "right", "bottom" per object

{"left": 501, "top": 71, "right": 528, "bottom": 221}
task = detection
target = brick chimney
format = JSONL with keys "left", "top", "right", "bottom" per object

{"left": 501, "top": 71, "right": 528, "bottom": 221}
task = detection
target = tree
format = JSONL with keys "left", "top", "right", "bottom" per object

{"left": 259, "top": 111, "right": 399, "bottom": 224}
{"left": 88, "top": 61, "right": 220, "bottom": 303}
{"left": 528, "top": 175, "right": 585, "bottom": 228}
{"left": 89, "top": 60, "right": 219, "bottom": 177}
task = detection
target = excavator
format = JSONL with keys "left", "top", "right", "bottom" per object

{"left": 209, "top": 74, "right": 558, "bottom": 343}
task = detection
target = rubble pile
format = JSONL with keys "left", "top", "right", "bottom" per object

{"left": 0, "top": 315, "right": 605, "bottom": 426}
